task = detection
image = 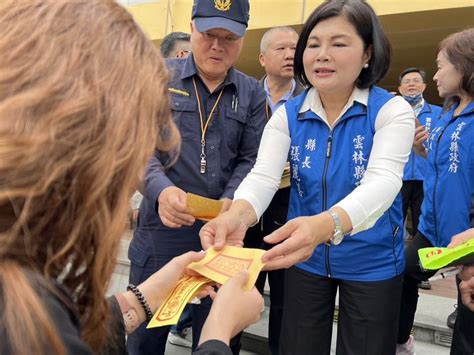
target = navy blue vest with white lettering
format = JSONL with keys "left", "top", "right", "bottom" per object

{"left": 418, "top": 101, "right": 474, "bottom": 247}
{"left": 285, "top": 86, "right": 405, "bottom": 281}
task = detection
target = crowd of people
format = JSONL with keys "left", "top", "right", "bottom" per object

{"left": 0, "top": 0, "right": 472, "bottom": 355}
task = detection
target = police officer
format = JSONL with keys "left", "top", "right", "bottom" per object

{"left": 126, "top": 1, "right": 266, "bottom": 354}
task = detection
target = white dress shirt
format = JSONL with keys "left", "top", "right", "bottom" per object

{"left": 234, "top": 86, "right": 415, "bottom": 235}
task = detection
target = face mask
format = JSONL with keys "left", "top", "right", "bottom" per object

{"left": 403, "top": 93, "right": 423, "bottom": 107}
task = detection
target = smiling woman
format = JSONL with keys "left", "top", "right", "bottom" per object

{"left": 302, "top": 15, "right": 372, "bottom": 115}
{"left": 200, "top": 1, "right": 416, "bottom": 354}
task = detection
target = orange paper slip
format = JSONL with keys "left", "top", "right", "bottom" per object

{"left": 186, "top": 193, "right": 223, "bottom": 221}
{"left": 147, "top": 275, "right": 211, "bottom": 328}
{"left": 188, "top": 246, "right": 266, "bottom": 291}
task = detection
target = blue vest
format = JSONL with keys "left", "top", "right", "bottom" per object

{"left": 403, "top": 102, "right": 442, "bottom": 181}
{"left": 418, "top": 101, "right": 474, "bottom": 247}
{"left": 285, "top": 87, "right": 405, "bottom": 281}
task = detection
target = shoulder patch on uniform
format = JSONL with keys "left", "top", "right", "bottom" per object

{"left": 168, "top": 88, "right": 190, "bottom": 97}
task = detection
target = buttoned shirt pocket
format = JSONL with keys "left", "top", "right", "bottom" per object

{"left": 169, "top": 97, "right": 198, "bottom": 141}
{"left": 221, "top": 106, "right": 247, "bottom": 150}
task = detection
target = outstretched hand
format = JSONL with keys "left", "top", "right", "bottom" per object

{"left": 262, "top": 214, "right": 333, "bottom": 270}
{"left": 138, "top": 252, "right": 210, "bottom": 313}
{"left": 199, "top": 210, "right": 247, "bottom": 250}
{"left": 200, "top": 200, "right": 257, "bottom": 250}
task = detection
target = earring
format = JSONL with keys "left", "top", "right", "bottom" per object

{"left": 363, "top": 63, "right": 369, "bottom": 68}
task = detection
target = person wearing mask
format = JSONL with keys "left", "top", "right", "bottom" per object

{"left": 0, "top": 1, "right": 263, "bottom": 355}
{"left": 200, "top": 1, "right": 415, "bottom": 354}
{"left": 396, "top": 28, "right": 474, "bottom": 355}
{"left": 127, "top": 0, "right": 267, "bottom": 354}
{"left": 243, "top": 25, "right": 302, "bottom": 355}
{"left": 398, "top": 67, "right": 442, "bottom": 291}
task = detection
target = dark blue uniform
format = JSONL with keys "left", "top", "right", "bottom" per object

{"left": 127, "top": 54, "right": 266, "bottom": 355}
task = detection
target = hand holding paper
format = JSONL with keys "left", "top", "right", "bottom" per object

{"left": 147, "top": 246, "right": 266, "bottom": 328}
{"left": 158, "top": 186, "right": 195, "bottom": 228}
{"left": 199, "top": 271, "right": 264, "bottom": 346}
{"left": 188, "top": 246, "right": 266, "bottom": 291}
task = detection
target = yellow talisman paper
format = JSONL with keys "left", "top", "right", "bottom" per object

{"left": 147, "top": 275, "right": 211, "bottom": 328}
{"left": 279, "top": 165, "right": 291, "bottom": 189}
{"left": 188, "top": 246, "right": 266, "bottom": 291}
{"left": 186, "top": 193, "right": 223, "bottom": 221}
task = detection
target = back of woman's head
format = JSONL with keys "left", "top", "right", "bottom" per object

{"left": 438, "top": 28, "right": 474, "bottom": 99}
{"left": 0, "top": 0, "right": 178, "bottom": 352}
{"left": 294, "top": 0, "right": 391, "bottom": 89}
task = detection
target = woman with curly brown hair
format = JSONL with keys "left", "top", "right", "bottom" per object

{"left": 0, "top": 1, "right": 262, "bottom": 354}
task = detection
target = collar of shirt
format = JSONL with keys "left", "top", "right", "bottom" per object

{"left": 264, "top": 77, "right": 296, "bottom": 114}
{"left": 413, "top": 97, "right": 425, "bottom": 117}
{"left": 179, "top": 53, "right": 238, "bottom": 94}
{"left": 299, "top": 86, "right": 369, "bottom": 126}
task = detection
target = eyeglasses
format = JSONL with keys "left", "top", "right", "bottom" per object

{"left": 401, "top": 78, "right": 424, "bottom": 85}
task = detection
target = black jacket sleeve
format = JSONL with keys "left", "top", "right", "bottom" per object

{"left": 193, "top": 340, "right": 233, "bottom": 355}
{"left": 99, "top": 296, "right": 127, "bottom": 355}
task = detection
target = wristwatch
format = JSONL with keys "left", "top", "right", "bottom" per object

{"left": 327, "top": 209, "right": 345, "bottom": 246}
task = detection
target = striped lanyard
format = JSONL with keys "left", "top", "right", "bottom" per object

{"left": 192, "top": 77, "right": 224, "bottom": 174}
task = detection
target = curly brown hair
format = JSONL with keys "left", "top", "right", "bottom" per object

{"left": 0, "top": 0, "right": 179, "bottom": 353}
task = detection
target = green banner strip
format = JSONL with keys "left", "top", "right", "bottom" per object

{"left": 418, "top": 239, "right": 474, "bottom": 270}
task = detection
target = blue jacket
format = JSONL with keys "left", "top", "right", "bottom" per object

{"left": 286, "top": 87, "right": 405, "bottom": 281}
{"left": 418, "top": 100, "right": 474, "bottom": 247}
{"left": 129, "top": 55, "right": 266, "bottom": 262}
{"left": 403, "top": 102, "right": 442, "bottom": 181}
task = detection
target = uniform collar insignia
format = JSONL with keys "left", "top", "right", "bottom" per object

{"left": 168, "top": 88, "right": 190, "bottom": 97}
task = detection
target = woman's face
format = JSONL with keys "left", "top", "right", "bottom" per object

{"left": 303, "top": 15, "right": 370, "bottom": 96}
{"left": 433, "top": 50, "right": 463, "bottom": 99}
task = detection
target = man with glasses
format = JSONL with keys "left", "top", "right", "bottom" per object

{"left": 398, "top": 67, "right": 442, "bottom": 290}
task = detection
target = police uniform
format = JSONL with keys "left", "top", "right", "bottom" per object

{"left": 127, "top": 53, "right": 266, "bottom": 354}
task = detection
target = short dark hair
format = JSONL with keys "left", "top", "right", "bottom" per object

{"left": 294, "top": 0, "right": 391, "bottom": 89}
{"left": 160, "top": 32, "right": 191, "bottom": 58}
{"left": 399, "top": 67, "right": 426, "bottom": 85}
